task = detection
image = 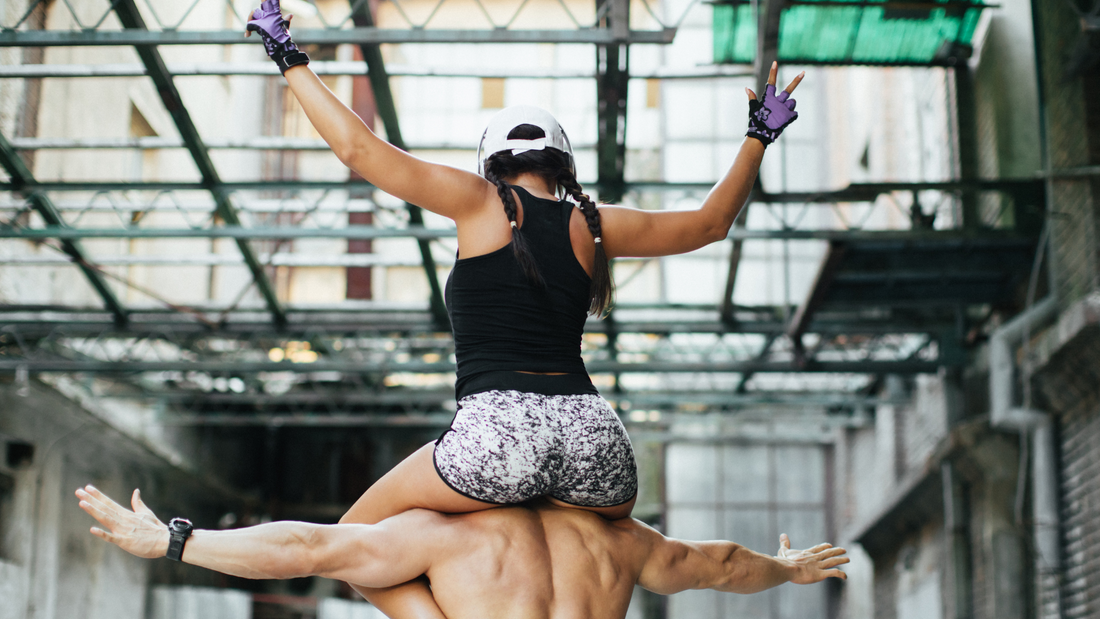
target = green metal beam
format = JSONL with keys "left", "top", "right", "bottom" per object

{"left": 348, "top": 2, "right": 449, "bottom": 329}
{"left": 113, "top": 0, "right": 286, "bottom": 328}
{"left": 0, "top": 28, "right": 677, "bottom": 47}
{"left": 709, "top": 0, "right": 995, "bottom": 7}
{"left": 0, "top": 131, "right": 128, "bottom": 325}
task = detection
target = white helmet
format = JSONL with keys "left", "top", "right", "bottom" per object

{"left": 477, "top": 105, "right": 575, "bottom": 176}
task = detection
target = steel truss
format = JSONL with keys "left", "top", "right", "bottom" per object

{"left": 0, "top": 0, "right": 1035, "bottom": 418}
{"left": 1, "top": 316, "right": 943, "bottom": 418}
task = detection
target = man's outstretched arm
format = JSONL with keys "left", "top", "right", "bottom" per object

{"left": 75, "top": 485, "right": 439, "bottom": 589}
{"left": 634, "top": 522, "right": 848, "bottom": 595}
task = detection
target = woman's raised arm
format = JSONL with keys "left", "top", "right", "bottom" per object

{"left": 248, "top": 1, "right": 492, "bottom": 221}
{"left": 599, "top": 62, "right": 803, "bottom": 259}
{"left": 281, "top": 66, "right": 491, "bottom": 219}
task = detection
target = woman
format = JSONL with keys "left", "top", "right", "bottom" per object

{"left": 247, "top": 1, "right": 802, "bottom": 615}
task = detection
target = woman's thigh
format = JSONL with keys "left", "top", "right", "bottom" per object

{"left": 339, "top": 442, "right": 498, "bottom": 525}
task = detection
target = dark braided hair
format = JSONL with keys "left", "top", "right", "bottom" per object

{"left": 483, "top": 124, "right": 614, "bottom": 316}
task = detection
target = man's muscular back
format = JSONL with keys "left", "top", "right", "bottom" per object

{"left": 426, "top": 505, "right": 647, "bottom": 619}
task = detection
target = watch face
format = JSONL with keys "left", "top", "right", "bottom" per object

{"left": 169, "top": 518, "right": 194, "bottom": 534}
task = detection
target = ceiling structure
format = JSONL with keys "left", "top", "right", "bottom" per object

{"left": 0, "top": 0, "right": 1041, "bottom": 427}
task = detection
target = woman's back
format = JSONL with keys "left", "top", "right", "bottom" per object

{"left": 445, "top": 186, "right": 592, "bottom": 398}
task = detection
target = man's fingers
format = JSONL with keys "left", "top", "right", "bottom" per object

{"left": 826, "top": 568, "right": 848, "bottom": 580}
{"left": 808, "top": 542, "right": 833, "bottom": 553}
{"left": 745, "top": 87, "right": 756, "bottom": 101}
{"left": 78, "top": 498, "right": 115, "bottom": 529}
{"left": 83, "top": 484, "right": 119, "bottom": 508}
{"left": 784, "top": 71, "right": 805, "bottom": 95}
{"left": 779, "top": 533, "right": 791, "bottom": 550}
{"left": 132, "top": 489, "right": 153, "bottom": 515}
{"left": 132, "top": 489, "right": 160, "bottom": 519}
{"left": 90, "top": 527, "right": 114, "bottom": 542}
{"left": 80, "top": 486, "right": 125, "bottom": 518}
{"left": 767, "top": 60, "right": 777, "bottom": 87}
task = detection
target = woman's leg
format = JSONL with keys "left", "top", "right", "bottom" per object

{"left": 338, "top": 442, "right": 499, "bottom": 619}
{"left": 340, "top": 442, "right": 497, "bottom": 524}
{"left": 546, "top": 494, "right": 637, "bottom": 520}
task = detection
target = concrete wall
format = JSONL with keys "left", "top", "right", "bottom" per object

{"left": 1029, "top": 0, "right": 1100, "bottom": 614}
{"left": 0, "top": 378, "right": 237, "bottom": 619}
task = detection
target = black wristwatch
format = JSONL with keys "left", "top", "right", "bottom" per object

{"left": 166, "top": 518, "right": 194, "bottom": 562}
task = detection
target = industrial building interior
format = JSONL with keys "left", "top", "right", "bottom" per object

{"left": 0, "top": 0, "right": 1098, "bottom": 618}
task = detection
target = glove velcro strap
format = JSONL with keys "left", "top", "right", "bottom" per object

{"left": 746, "top": 131, "right": 774, "bottom": 147}
{"left": 275, "top": 50, "right": 310, "bottom": 74}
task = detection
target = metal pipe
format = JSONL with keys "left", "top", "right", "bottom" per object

{"left": 988, "top": 296, "right": 1056, "bottom": 429}
{"left": 987, "top": 295, "right": 1063, "bottom": 617}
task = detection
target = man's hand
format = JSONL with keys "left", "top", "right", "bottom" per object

{"left": 76, "top": 485, "right": 170, "bottom": 560}
{"left": 775, "top": 533, "right": 849, "bottom": 584}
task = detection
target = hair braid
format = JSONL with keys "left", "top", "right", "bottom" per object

{"left": 558, "top": 172, "right": 614, "bottom": 316}
{"left": 484, "top": 166, "right": 544, "bottom": 287}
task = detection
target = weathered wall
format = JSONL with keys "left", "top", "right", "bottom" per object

{"left": 0, "top": 378, "right": 234, "bottom": 619}
{"left": 1034, "top": 0, "right": 1100, "bottom": 304}
{"left": 1029, "top": 0, "right": 1100, "bottom": 614}
{"left": 1030, "top": 294, "right": 1100, "bottom": 619}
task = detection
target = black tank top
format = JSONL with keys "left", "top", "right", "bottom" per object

{"left": 445, "top": 186, "right": 594, "bottom": 399}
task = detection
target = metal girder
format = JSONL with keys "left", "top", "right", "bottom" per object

{"left": 0, "top": 62, "right": 751, "bottom": 80}
{"left": 0, "top": 28, "right": 677, "bottom": 47}
{"left": 595, "top": 0, "right": 630, "bottom": 205}
{"left": 0, "top": 226, "right": 1038, "bottom": 243}
{"left": 113, "top": 0, "right": 286, "bottom": 329}
{"left": 157, "top": 413, "right": 456, "bottom": 427}
{"left": 0, "top": 302, "right": 953, "bottom": 336}
{"left": 787, "top": 242, "right": 848, "bottom": 359}
{"left": 104, "top": 388, "right": 881, "bottom": 408}
{"left": 7, "top": 136, "right": 524, "bottom": 151}
{"left": 720, "top": 0, "right": 785, "bottom": 324}
{"left": 349, "top": 2, "right": 448, "bottom": 329}
{"left": 733, "top": 332, "right": 778, "bottom": 392}
{"left": 0, "top": 178, "right": 1045, "bottom": 196}
{"left": 0, "top": 358, "right": 945, "bottom": 373}
{"left": 0, "top": 131, "right": 128, "bottom": 325}
{"left": 0, "top": 253, "right": 437, "bottom": 267}
{"left": 754, "top": 0, "right": 785, "bottom": 94}
{"left": 719, "top": 185, "right": 751, "bottom": 323}
{"left": 152, "top": 410, "right": 870, "bottom": 429}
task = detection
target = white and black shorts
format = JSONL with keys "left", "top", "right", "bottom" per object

{"left": 434, "top": 389, "right": 638, "bottom": 507}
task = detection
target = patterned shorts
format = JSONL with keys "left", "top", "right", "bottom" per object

{"left": 434, "top": 390, "right": 638, "bottom": 507}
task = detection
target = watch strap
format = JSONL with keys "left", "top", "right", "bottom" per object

{"left": 166, "top": 518, "right": 193, "bottom": 562}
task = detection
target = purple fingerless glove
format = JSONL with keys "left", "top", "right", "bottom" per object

{"left": 746, "top": 84, "right": 798, "bottom": 146}
{"left": 246, "top": 0, "right": 309, "bottom": 75}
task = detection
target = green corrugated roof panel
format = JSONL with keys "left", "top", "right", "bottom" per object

{"left": 713, "top": 1, "right": 985, "bottom": 65}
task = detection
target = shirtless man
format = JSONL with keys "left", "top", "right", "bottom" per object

{"left": 75, "top": 485, "right": 848, "bottom": 619}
